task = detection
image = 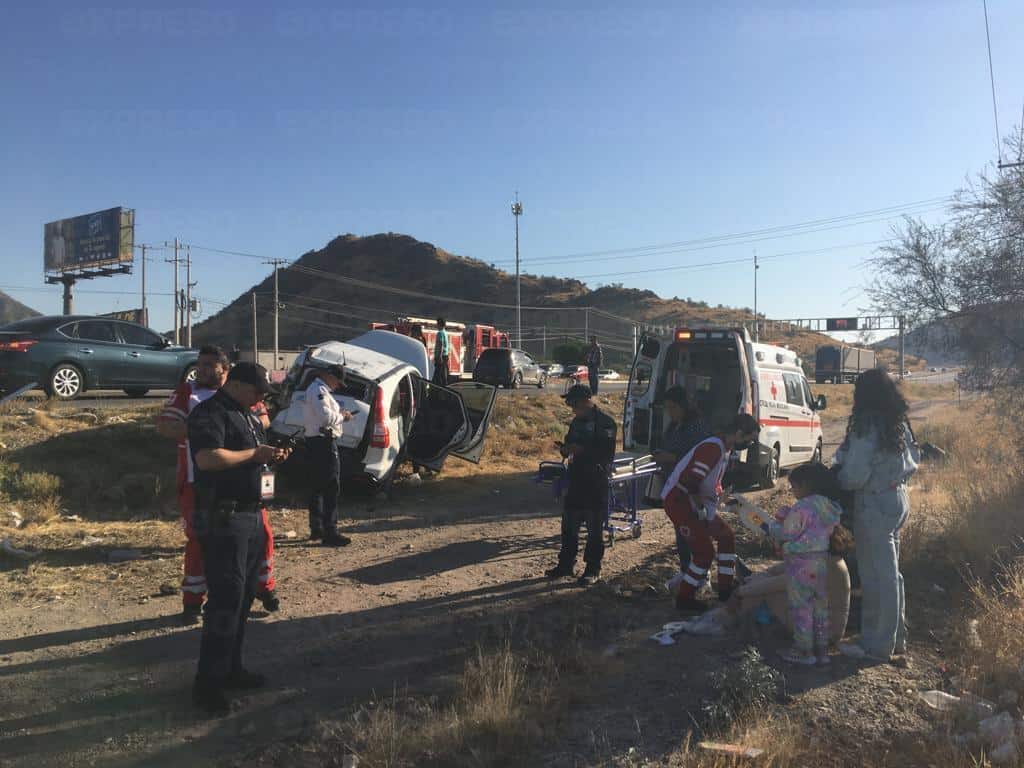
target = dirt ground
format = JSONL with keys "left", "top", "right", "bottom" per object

{"left": 0, "top": 391, "right": 955, "bottom": 767}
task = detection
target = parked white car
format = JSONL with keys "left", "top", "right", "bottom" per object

{"left": 271, "top": 331, "right": 497, "bottom": 489}
{"left": 598, "top": 369, "right": 620, "bottom": 381}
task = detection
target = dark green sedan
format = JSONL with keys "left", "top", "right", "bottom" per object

{"left": 0, "top": 315, "right": 198, "bottom": 400}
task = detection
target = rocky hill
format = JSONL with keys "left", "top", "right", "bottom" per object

{"left": 191, "top": 233, "right": 877, "bottom": 370}
{"left": 0, "top": 290, "right": 40, "bottom": 326}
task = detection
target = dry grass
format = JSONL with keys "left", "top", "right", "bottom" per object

{"left": 312, "top": 640, "right": 569, "bottom": 768}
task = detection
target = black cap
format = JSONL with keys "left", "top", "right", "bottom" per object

{"left": 562, "top": 384, "right": 593, "bottom": 405}
{"left": 227, "top": 362, "right": 278, "bottom": 395}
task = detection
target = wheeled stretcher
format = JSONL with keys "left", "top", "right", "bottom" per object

{"left": 534, "top": 453, "right": 661, "bottom": 545}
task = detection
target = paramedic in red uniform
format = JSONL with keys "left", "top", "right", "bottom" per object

{"left": 661, "top": 413, "right": 760, "bottom": 612}
{"left": 157, "top": 346, "right": 279, "bottom": 624}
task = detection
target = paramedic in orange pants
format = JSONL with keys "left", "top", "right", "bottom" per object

{"left": 661, "top": 413, "right": 760, "bottom": 612}
{"left": 157, "top": 346, "right": 279, "bottom": 624}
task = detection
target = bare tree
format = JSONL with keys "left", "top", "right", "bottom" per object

{"left": 868, "top": 130, "right": 1024, "bottom": 393}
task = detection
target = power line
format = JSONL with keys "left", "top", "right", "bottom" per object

{"left": 571, "top": 238, "right": 895, "bottom": 280}
{"left": 982, "top": 0, "right": 1002, "bottom": 163}
{"left": 487, "top": 197, "right": 951, "bottom": 267}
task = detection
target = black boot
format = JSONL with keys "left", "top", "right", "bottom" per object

{"left": 192, "top": 678, "right": 231, "bottom": 716}
{"left": 577, "top": 568, "right": 601, "bottom": 587}
{"left": 224, "top": 668, "right": 267, "bottom": 690}
{"left": 181, "top": 604, "right": 202, "bottom": 626}
{"left": 545, "top": 564, "right": 574, "bottom": 579}
{"left": 257, "top": 589, "right": 280, "bottom": 612}
{"left": 322, "top": 532, "right": 352, "bottom": 547}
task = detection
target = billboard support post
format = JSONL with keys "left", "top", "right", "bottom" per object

{"left": 60, "top": 275, "right": 74, "bottom": 315}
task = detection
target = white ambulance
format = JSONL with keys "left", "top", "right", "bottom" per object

{"left": 624, "top": 327, "right": 826, "bottom": 488}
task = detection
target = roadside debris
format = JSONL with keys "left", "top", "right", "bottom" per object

{"left": 81, "top": 535, "right": 104, "bottom": 546}
{"left": 698, "top": 741, "right": 765, "bottom": 760}
{"left": 0, "top": 538, "right": 40, "bottom": 561}
{"left": 158, "top": 583, "right": 178, "bottom": 596}
{"left": 9, "top": 510, "right": 25, "bottom": 529}
{"left": 920, "top": 690, "right": 961, "bottom": 711}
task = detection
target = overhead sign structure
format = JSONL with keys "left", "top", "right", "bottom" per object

{"left": 44, "top": 207, "right": 134, "bottom": 273}
{"left": 826, "top": 317, "right": 859, "bottom": 331}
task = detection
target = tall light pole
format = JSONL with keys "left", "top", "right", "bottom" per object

{"left": 511, "top": 196, "right": 523, "bottom": 349}
{"left": 753, "top": 248, "right": 760, "bottom": 342}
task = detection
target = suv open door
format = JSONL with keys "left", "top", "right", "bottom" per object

{"left": 406, "top": 380, "right": 497, "bottom": 471}
{"left": 446, "top": 381, "right": 498, "bottom": 462}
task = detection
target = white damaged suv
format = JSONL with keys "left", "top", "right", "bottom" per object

{"left": 271, "top": 330, "right": 497, "bottom": 489}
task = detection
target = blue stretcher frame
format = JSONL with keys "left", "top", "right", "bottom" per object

{"left": 535, "top": 454, "right": 660, "bottom": 545}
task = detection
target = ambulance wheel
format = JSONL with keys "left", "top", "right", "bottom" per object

{"left": 631, "top": 522, "right": 642, "bottom": 539}
{"left": 758, "top": 445, "right": 780, "bottom": 490}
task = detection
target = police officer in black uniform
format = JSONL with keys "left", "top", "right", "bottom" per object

{"left": 545, "top": 384, "right": 617, "bottom": 586}
{"left": 188, "top": 363, "right": 290, "bottom": 715}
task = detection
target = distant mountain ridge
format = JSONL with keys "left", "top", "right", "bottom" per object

{"left": 192, "top": 233, "right": 852, "bottom": 368}
{"left": 0, "top": 290, "right": 41, "bottom": 326}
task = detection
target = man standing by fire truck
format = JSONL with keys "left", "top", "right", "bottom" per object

{"left": 157, "top": 346, "right": 279, "bottom": 624}
{"left": 433, "top": 317, "right": 451, "bottom": 385}
{"left": 585, "top": 336, "right": 603, "bottom": 394}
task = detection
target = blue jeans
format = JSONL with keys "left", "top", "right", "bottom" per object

{"left": 852, "top": 486, "right": 909, "bottom": 657}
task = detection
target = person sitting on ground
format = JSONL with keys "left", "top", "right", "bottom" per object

{"left": 764, "top": 463, "right": 841, "bottom": 665}
{"left": 714, "top": 525, "right": 853, "bottom": 645}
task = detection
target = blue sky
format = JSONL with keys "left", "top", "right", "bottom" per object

{"left": 1, "top": 0, "right": 1021, "bottom": 341}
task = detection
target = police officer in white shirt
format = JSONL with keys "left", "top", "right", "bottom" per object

{"left": 303, "top": 365, "right": 353, "bottom": 546}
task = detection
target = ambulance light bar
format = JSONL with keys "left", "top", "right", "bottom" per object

{"left": 675, "top": 329, "right": 692, "bottom": 340}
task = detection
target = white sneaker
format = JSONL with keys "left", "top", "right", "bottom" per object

{"left": 664, "top": 572, "right": 685, "bottom": 593}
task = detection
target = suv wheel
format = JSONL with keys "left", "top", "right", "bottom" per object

{"left": 47, "top": 364, "right": 84, "bottom": 400}
{"left": 511, "top": 372, "right": 522, "bottom": 390}
{"left": 758, "top": 445, "right": 780, "bottom": 490}
{"left": 183, "top": 365, "right": 198, "bottom": 383}
{"left": 537, "top": 374, "right": 546, "bottom": 389}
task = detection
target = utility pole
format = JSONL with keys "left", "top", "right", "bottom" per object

{"left": 263, "top": 259, "right": 287, "bottom": 369}
{"left": 753, "top": 249, "right": 760, "bottom": 342}
{"left": 166, "top": 238, "right": 180, "bottom": 344}
{"left": 898, "top": 314, "right": 905, "bottom": 377}
{"left": 251, "top": 291, "right": 258, "bottom": 364}
{"left": 633, "top": 324, "right": 638, "bottom": 358}
{"left": 542, "top": 325, "right": 547, "bottom": 359}
{"left": 185, "top": 245, "right": 193, "bottom": 347}
{"left": 584, "top": 307, "right": 589, "bottom": 344}
{"left": 511, "top": 196, "right": 523, "bottom": 349}
{"left": 139, "top": 244, "right": 147, "bottom": 326}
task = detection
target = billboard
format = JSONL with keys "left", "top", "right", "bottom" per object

{"left": 99, "top": 308, "right": 148, "bottom": 326}
{"left": 44, "top": 207, "right": 134, "bottom": 273}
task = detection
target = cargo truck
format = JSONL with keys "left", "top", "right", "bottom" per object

{"left": 814, "top": 344, "right": 876, "bottom": 384}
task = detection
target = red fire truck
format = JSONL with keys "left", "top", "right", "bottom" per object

{"left": 369, "top": 317, "right": 510, "bottom": 377}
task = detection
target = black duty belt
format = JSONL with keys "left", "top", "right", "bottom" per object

{"left": 214, "top": 500, "right": 262, "bottom": 514}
